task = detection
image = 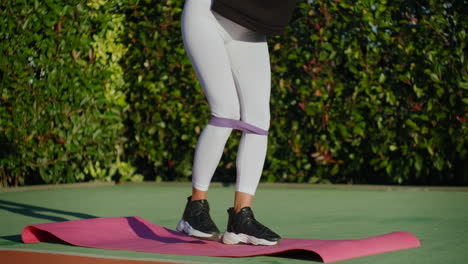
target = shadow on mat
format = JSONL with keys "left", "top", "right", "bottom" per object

{"left": 127, "top": 217, "right": 205, "bottom": 244}
{"left": 273, "top": 250, "right": 323, "bottom": 263}
{"left": 0, "top": 200, "right": 97, "bottom": 222}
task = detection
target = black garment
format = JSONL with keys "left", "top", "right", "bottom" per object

{"left": 211, "top": 0, "right": 297, "bottom": 36}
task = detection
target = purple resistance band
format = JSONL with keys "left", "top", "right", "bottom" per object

{"left": 209, "top": 116, "right": 268, "bottom": 135}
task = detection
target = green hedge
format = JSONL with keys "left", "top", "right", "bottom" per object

{"left": 266, "top": 0, "right": 467, "bottom": 184}
{"left": 1, "top": 0, "right": 467, "bottom": 186}
{"left": 0, "top": 0, "right": 137, "bottom": 185}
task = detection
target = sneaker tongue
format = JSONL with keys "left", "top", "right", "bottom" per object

{"left": 239, "top": 207, "right": 255, "bottom": 218}
{"left": 240, "top": 207, "right": 252, "bottom": 212}
{"left": 194, "top": 200, "right": 209, "bottom": 209}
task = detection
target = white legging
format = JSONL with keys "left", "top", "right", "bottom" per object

{"left": 181, "top": 0, "right": 271, "bottom": 195}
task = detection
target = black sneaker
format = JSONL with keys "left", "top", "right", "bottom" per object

{"left": 222, "top": 207, "right": 281, "bottom": 246}
{"left": 176, "top": 196, "right": 220, "bottom": 241}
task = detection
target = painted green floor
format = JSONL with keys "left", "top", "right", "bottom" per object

{"left": 1, "top": 183, "right": 467, "bottom": 264}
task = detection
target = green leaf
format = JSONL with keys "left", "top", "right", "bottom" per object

{"left": 406, "top": 119, "right": 419, "bottom": 131}
{"left": 459, "top": 81, "right": 468, "bottom": 90}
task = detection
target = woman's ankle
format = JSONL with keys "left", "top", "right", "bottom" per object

{"left": 191, "top": 187, "right": 208, "bottom": 201}
{"left": 233, "top": 191, "right": 254, "bottom": 213}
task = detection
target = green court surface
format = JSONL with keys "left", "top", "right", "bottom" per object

{"left": 1, "top": 183, "right": 467, "bottom": 264}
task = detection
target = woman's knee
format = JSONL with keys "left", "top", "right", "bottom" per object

{"left": 242, "top": 107, "right": 270, "bottom": 132}
{"left": 210, "top": 102, "right": 241, "bottom": 121}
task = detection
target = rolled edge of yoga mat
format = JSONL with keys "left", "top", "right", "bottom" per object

{"left": 21, "top": 216, "right": 421, "bottom": 263}
{"left": 22, "top": 225, "right": 68, "bottom": 244}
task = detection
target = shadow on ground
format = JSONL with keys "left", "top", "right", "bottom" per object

{"left": 0, "top": 200, "right": 97, "bottom": 222}
{"left": 0, "top": 199, "right": 98, "bottom": 245}
{"left": 272, "top": 250, "right": 323, "bottom": 263}
{"left": 0, "top": 235, "right": 22, "bottom": 245}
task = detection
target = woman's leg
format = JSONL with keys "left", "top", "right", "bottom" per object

{"left": 177, "top": 0, "right": 242, "bottom": 240}
{"left": 212, "top": 14, "right": 281, "bottom": 246}
{"left": 224, "top": 26, "right": 272, "bottom": 206}
{"left": 181, "top": 0, "right": 240, "bottom": 195}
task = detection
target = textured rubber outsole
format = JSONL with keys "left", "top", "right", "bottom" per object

{"left": 176, "top": 219, "right": 220, "bottom": 241}
{"left": 222, "top": 231, "right": 280, "bottom": 246}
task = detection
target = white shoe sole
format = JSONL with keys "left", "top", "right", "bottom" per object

{"left": 176, "top": 219, "right": 219, "bottom": 240}
{"left": 222, "top": 231, "right": 279, "bottom": 246}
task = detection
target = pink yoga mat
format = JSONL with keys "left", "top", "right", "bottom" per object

{"left": 22, "top": 216, "right": 420, "bottom": 263}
